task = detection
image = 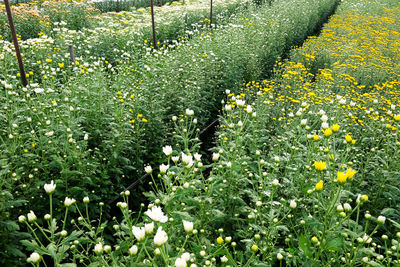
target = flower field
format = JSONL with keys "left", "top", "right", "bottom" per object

{"left": 1, "top": 0, "right": 400, "bottom": 265}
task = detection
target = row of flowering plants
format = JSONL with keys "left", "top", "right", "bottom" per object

{"left": 16, "top": 0, "right": 400, "bottom": 265}
{"left": 3, "top": 0, "right": 342, "bottom": 265}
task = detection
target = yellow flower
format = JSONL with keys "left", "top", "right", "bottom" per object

{"left": 345, "top": 168, "right": 356, "bottom": 179}
{"left": 324, "top": 128, "right": 332, "bottom": 137}
{"left": 46, "top": 58, "right": 52, "bottom": 63}
{"left": 58, "top": 62, "right": 64, "bottom": 68}
{"left": 315, "top": 180, "right": 324, "bottom": 191}
{"left": 337, "top": 171, "right": 348, "bottom": 184}
{"left": 394, "top": 115, "right": 400, "bottom": 121}
{"left": 328, "top": 154, "right": 335, "bottom": 160}
{"left": 361, "top": 195, "right": 368, "bottom": 201}
{"left": 351, "top": 139, "right": 356, "bottom": 145}
{"left": 217, "top": 237, "right": 223, "bottom": 245}
{"left": 313, "top": 134, "right": 319, "bottom": 141}
{"left": 332, "top": 124, "right": 340, "bottom": 132}
{"left": 142, "top": 118, "right": 148, "bottom": 123}
{"left": 251, "top": 244, "right": 258, "bottom": 252}
{"left": 344, "top": 134, "right": 352, "bottom": 143}
{"left": 311, "top": 236, "right": 318, "bottom": 243}
{"left": 314, "top": 161, "right": 326, "bottom": 171}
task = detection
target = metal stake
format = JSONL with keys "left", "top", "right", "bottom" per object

{"left": 4, "top": 0, "right": 27, "bottom": 87}
{"left": 150, "top": 0, "right": 157, "bottom": 50}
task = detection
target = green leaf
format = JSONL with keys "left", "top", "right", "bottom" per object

{"left": 299, "top": 235, "right": 313, "bottom": 258}
{"left": 325, "top": 237, "right": 343, "bottom": 252}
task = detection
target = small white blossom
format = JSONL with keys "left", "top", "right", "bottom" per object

{"left": 183, "top": 220, "right": 194, "bottom": 233}
{"left": 27, "top": 211, "right": 37, "bottom": 222}
{"left": 154, "top": 226, "right": 168, "bottom": 246}
{"left": 132, "top": 226, "right": 146, "bottom": 241}
{"left": 44, "top": 180, "right": 56, "bottom": 194}
{"left": 27, "top": 252, "right": 41, "bottom": 263}
{"left": 145, "top": 206, "right": 168, "bottom": 223}
{"left": 163, "top": 145, "right": 173, "bottom": 156}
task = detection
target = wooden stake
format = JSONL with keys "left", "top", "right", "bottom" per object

{"left": 4, "top": 0, "right": 27, "bottom": 87}
{"left": 150, "top": 0, "right": 157, "bottom": 50}
{"left": 210, "top": 0, "right": 213, "bottom": 28}
{"left": 69, "top": 45, "right": 75, "bottom": 64}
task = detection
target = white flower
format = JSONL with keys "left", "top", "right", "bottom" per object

{"left": 159, "top": 164, "right": 169, "bottom": 174}
{"left": 185, "top": 109, "right": 194, "bottom": 116}
{"left": 212, "top": 153, "right": 220, "bottom": 161}
{"left": 27, "top": 252, "right": 41, "bottom": 263}
{"left": 391, "top": 104, "right": 396, "bottom": 110}
{"left": 145, "top": 222, "right": 154, "bottom": 234}
{"left": 339, "top": 98, "right": 346, "bottom": 104}
{"left": 132, "top": 226, "right": 146, "bottom": 241}
{"left": 172, "top": 156, "right": 180, "bottom": 163}
{"left": 154, "top": 226, "right": 168, "bottom": 246}
{"left": 277, "top": 253, "right": 284, "bottom": 260}
{"left": 84, "top": 133, "right": 89, "bottom": 140}
{"left": 300, "top": 119, "right": 307, "bottom": 126}
{"left": 163, "top": 145, "right": 173, "bottom": 156}
{"left": 236, "top": 99, "right": 245, "bottom": 106}
{"left": 60, "top": 230, "right": 68, "bottom": 237}
{"left": 34, "top": 88, "right": 44, "bottom": 94}
{"left": 237, "top": 121, "right": 243, "bottom": 127}
{"left": 246, "top": 105, "right": 253, "bottom": 113}
{"left": 221, "top": 255, "right": 228, "bottom": 262}
{"left": 145, "top": 206, "right": 168, "bottom": 223}
{"left": 27, "top": 211, "right": 37, "bottom": 222}
{"left": 256, "top": 201, "right": 262, "bottom": 207}
{"left": 64, "top": 197, "right": 76, "bottom": 207}
{"left": 321, "top": 122, "right": 329, "bottom": 129}
{"left": 181, "top": 252, "right": 190, "bottom": 262}
{"left": 44, "top": 180, "right": 56, "bottom": 194}
{"left": 183, "top": 220, "right": 194, "bottom": 233}
{"left": 272, "top": 179, "right": 280, "bottom": 187}
{"left": 45, "top": 131, "right": 54, "bottom": 137}
{"left": 83, "top": 196, "right": 90, "bottom": 203}
{"left": 377, "top": 215, "right": 386, "bottom": 224}
{"left": 343, "top": 203, "right": 352, "bottom": 211}
{"left": 181, "top": 153, "right": 193, "bottom": 166}
{"left": 145, "top": 165, "right": 152, "bottom": 174}
{"left": 129, "top": 245, "right": 138, "bottom": 256}
{"left": 224, "top": 104, "right": 232, "bottom": 111}
{"left": 289, "top": 200, "right": 297, "bottom": 209}
{"left": 18, "top": 215, "right": 26, "bottom": 223}
{"left": 104, "top": 245, "right": 111, "bottom": 253}
{"left": 175, "top": 258, "right": 187, "bottom": 267}
{"left": 337, "top": 204, "right": 344, "bottom": 212}
{"left": 193, "top": 153, "right": 202, "bottom": 161}
{"left": 93, "top": 243, "right": 103, "bottom": 254}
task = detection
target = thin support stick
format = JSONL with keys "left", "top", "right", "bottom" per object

{"left": 4, "top": 0, "right": 27, "bottom": 87}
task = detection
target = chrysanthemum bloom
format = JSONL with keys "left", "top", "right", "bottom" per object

{"left": 337, "top": 171, "right": 348, "bottom": 184}
{"left": 314, "top": 161, "right": 326, "bottom": 171}
{"left": 154, "top": 227, "right": 168, "bottom": 246}
{"left": 132, "top": 226, "right": 146, "bottom": 242}
{"left": 324, "top": 128, "right": 332, "bottom": 137}
{"left": 145, "top": 206, "right": 168, "bottom": 223}
{"left": 345, "top": 168, "right": 356, "bottom": 179}
{"left": 344, "top": 134, "right": 352, "bottom": 143}
{"left": 315, "top": 180, "right": 324, "bottom": 191}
